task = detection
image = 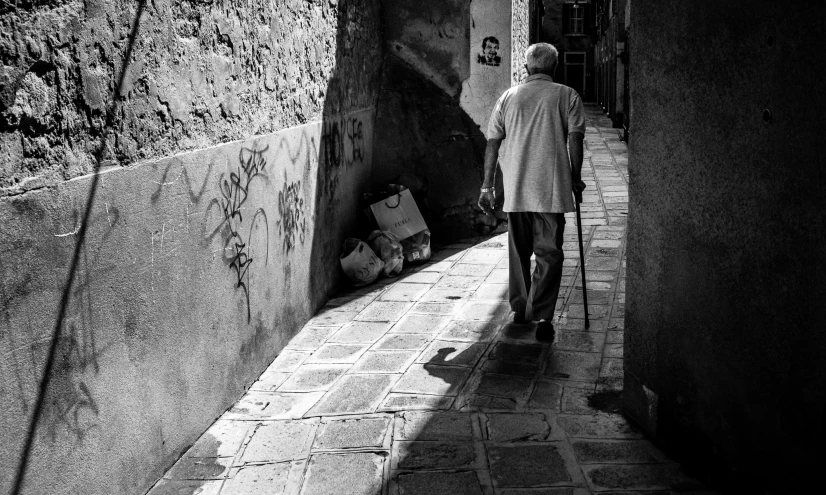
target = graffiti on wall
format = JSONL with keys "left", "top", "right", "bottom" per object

{"left": 277, "top": 177, "right": 306, "bottom": 254}
{"left": 218, "top": 146, "right": 270, "bottom": 322}
{"left": 320, "top": 117, "right": 365, "bottom": 171}
{"left": 319, "top": 116, "right": 365, "bottom": 215}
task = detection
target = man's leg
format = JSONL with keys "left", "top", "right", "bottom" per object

{"left": 507, "top": 212, "right": 533, "bottom": 320}
{"left": 528, "top": 213, "right": 565, "bottom": 321}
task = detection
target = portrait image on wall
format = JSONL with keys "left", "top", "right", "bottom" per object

{"left": 477, "top": 36, "right": 501, "bottom": 66}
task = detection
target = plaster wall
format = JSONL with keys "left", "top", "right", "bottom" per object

{"left": 461, "top": 0, "right": 513, "bottom": 135}
{"left": 0, "top": 108, "right": 375, "bottom": 495}
{"left": 0, "top": 0, "right": 382, "bottom": 493}
{"left": 625, "top": 1, "right": 826, "bottom": 490}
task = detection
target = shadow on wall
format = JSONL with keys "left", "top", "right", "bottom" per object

{"left": 307, "top": 0, "right": 382, "bottom": 309}
{"left": 8, "top": 2, "right": 148, "bottom": 494}
{"left": 372, "top": 54, "right": 507, "bottom": 244}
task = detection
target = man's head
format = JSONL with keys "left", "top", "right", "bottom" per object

{"left": 525, "top": 43, "right": 558, "bottom": 76}
{"left": 482, "top": 36, "right": 500, "bottom": 63}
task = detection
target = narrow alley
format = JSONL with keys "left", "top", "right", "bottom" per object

{"left": 3, "top": 1, "right": 823, "bottom": 493}
{"left": 147, "top": 106, "right": 705, "bottom": 495}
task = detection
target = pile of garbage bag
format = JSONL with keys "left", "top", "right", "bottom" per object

{"left": 340, "top": 183, "right": 431, "bottom": 287}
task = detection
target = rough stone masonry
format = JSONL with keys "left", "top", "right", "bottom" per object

{"left": 0, "top": 0, "right": 379, "bottom": 195}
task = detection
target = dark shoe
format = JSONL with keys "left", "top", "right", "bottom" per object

{"left": 536, "top": 319, "right": 555, "bottom": 342}
{"left": 513, "top": 312, "right": 528, "bottom": 324}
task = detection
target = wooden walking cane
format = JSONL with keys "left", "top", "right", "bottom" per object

{"left": 574, "top": 188, "right": 589, "bottom": 329}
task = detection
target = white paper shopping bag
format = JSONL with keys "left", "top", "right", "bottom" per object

{"left": 369, "top": 188, "right": 428, "bottom": 239}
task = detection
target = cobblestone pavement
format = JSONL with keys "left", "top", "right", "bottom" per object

{"left": 148, "top": 106, "right": 711, "bottom": 495}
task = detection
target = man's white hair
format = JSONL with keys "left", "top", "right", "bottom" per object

{"left": 525, "top": 43, "right": 559, "bottom": 73}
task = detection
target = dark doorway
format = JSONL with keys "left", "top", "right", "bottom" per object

{"left": 564, "top": 51, "right": 586, "bottom": 96}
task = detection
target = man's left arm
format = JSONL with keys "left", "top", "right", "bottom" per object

{"left": 568, "top": 131, "right": 585, "bottom": 202}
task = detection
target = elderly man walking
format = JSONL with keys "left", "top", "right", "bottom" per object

{"left": 478, "top": 43, "right": 586, "bottom": 341}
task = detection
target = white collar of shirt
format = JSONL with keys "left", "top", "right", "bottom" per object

{"left": 524, "top": 74, "right": 554, "bottom": 83}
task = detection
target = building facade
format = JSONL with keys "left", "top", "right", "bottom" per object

{"left": 537, "top": 1, "right": 630, "bottom": 133}
{"left": 593, "top": 0, "right": 630, "bottom": 133}
{"left": 537, "top": 0, "right": 596, "bottom": 101}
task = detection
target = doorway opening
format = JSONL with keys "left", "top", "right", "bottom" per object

{"left": 565, "top": 51, "right": 587, "bottom": 97}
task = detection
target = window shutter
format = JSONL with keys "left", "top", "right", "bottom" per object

{"left": 584, "top": 4, "right": 592, "bottom": 35}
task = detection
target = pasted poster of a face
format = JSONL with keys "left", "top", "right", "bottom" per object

{"left": 477, "top": 36, "right": 501, "bottom": 66}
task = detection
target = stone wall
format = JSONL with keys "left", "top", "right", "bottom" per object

{"left": 511, "top": 0, "right": 531, "bottom": 85}
{"left": 0, "top": 0, "right": 378, "bottom": 195}
{"left": 0, "top": 1, "right": 382, "bottom": 494}
{"left": 625, "top": 1, "right": 826, "bottom": 491}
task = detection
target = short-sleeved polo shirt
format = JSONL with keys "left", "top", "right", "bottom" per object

{"left": 487, "top": 74, "right": 586, "bottom": 213}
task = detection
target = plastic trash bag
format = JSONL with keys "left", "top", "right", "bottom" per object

{"left": 340, "top": 238, "right": 384, "bottom": 286}
{"left": 367, "top": 230, "right": 404, "bottom": 277}
{"left": 401, "top": 229, "right": 431, "bottom": 263}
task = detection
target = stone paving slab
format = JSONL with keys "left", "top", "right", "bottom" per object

{"left": 372, "top": 333, "right": 430, "bottom": 351}
{"left": 488, "top": 442, "right": 585, "bottom": 489}
{"left": 265, "top": 350, "right": 311, "bottom": 373}
{"left": 419, "top": 288, "right": 474, "bottom": 302}
{"left": 409, "top": 300, "right": 463, "bottom": 315}
{"left": 395, "top": 411, "right": 478, "bottom": 441}
{"left": 306, "top": 374, "right": 397, "bottom": 416}
{"left": 222, "top": 391, "right": 325, "bottom": 420}
{"left": 417, "top": 340, "right": 487, "bottom": 367}
{"left": 481, "top": 359, "right": 540, "bottom": 378}
{"left": 438, "top": 320, "right": 501, "bottom": 342}
{"left": 304, "top": 343, "right": 369, "bottom": 364}
{"left": 581, "top": 463, "right": 701, "bottom": 492}
{"left": 391, "top": 363, "right": 472, "bottom": 396}
{"left": 350, "top": 350, "right": 420, "bottom": 373}
{"left": 485, "top": 412, "right": 563, "bottom": 442}
{"left": 277, "top": 364, "right": 349, "bottom": 392}
{"left": 164, "top": 456, "right": 232, "bottom": 481}
{"left": 240, "top": 420, "right": 316, "bottom": 463}
{"left": 188, "top": 420, "right": 251, "bottom": 457}
{"left": 392, "top": 471, "right": 485, "bottom": 495}
{"left": 312, "top": 415, "right": 392, "bottom": 451}
{"left": 148, "top": 479, "right": 224, "bottom": 495}
{"left": 389, "top": 314, "right": 452, "bottom": 334}
{"left": 285, "top": 326, "right": 340, "bottom": 350}
{"left": 329, "top": 321, "right": 393, "bottom": 344}
{"left": 392, "top": 440, "right": 487, "bottom": 471}
{"left": 221, "top": 462, "right": 294, "bottom": 495}
{"left": 147, "top": 107, "right": 708, "bottom": 495}
{"left": 377, "top": 393, "right": 454, "bottom": 412}
{"left": 301, "top": 453, "right": 385, "bottom": 495}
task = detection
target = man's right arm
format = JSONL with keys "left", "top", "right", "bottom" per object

{"left": 568, "top": 131, "right": 585, "bottom": 202}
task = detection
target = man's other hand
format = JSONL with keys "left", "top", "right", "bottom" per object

{"left": 478, "top": 190, "right": 495, "bottom": 214}
{"left": 573, "top": 180, "right": 586, "bottom": 203}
